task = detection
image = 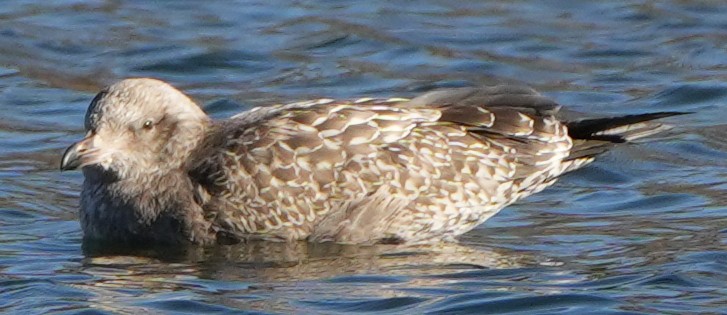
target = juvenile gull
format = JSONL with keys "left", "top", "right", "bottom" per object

{"left": 60, "top": 78, "right": 682, "bottom": 245}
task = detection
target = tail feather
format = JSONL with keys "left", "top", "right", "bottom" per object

{"left": 565, "top": 111, "right": 688, "bottom": 161}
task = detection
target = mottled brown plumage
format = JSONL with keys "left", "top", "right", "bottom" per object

{"left": 60, "top": 78, "right": 682, "bottom": 245}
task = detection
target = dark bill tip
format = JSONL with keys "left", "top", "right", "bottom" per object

{"left": 60, "top": 142, "right": 82, "bottom": 171}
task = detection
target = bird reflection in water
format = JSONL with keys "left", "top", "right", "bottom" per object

{"left": 73, "top": 240, "right": 542, "bottom": 313}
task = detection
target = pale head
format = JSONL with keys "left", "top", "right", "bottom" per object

{"left": 60, "top": 78, "right": 210, "bottom": 179}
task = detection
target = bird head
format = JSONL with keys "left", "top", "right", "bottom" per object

{"left": 60, "top": 78, "right": 209, "bottom": 179}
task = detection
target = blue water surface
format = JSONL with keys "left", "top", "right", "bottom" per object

{"left": 1, "top": 1, "right": 726, "bottom": 314}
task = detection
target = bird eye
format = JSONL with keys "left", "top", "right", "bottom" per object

{"left": 142, "top": 120, "right": 154, "bottom": 130}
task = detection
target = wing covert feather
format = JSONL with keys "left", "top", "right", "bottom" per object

{"left": 190, "top": 91, "right": 576, "bottom": 243}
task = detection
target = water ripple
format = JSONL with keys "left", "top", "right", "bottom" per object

{"left": 0, "top": 0, "right": 726, "bottom": 314}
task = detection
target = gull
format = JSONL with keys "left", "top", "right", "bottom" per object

{"left": 61, "top": 78, "right": 682, "bottom": 245}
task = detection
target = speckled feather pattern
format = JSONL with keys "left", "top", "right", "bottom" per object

{"left": 192, "top": 97, "right": 578, "bottom": 244}
{"left": 67, "top": 79, "right": 674, "bottom": 245}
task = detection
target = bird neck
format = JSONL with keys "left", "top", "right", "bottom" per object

{"left": 82, "top": 167, "right": 211, "bottom": 245}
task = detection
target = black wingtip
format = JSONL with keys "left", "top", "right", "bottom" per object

{"left": 566, "top": 111, "right": 690, "bottom": 142}
{"left": 633, "top": 111, "right": 692, "bottom": 119}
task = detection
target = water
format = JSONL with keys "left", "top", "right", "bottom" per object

{"left": 1, "top": 1, "right": 726, "bottom": 313}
